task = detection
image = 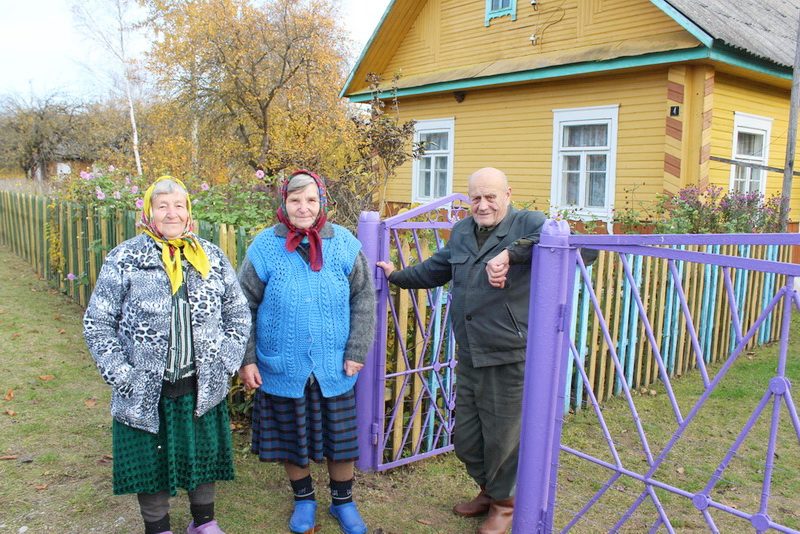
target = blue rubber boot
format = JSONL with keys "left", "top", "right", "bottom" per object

{"left": 289, "top": 500, "right": 318, "bottom": 534}
{"left": 329, "top": 502, "right": 367, "bottom": 534}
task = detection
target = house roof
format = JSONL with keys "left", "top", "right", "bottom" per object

{"left": 662, "top": 0, "right": 799, "bottom": 68}
{"left": 342, "top": 0, "right": 800, "bottom": 100}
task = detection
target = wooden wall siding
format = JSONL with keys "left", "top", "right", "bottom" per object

{"left": 709, "top": 73, "right": 795, "bottom": 201}
{"left": 378, "top": 0, "right": 692, "bottom": 90}
{"left": 389, "top": 68, "right": 669, "bottom": 206}
{"left": 565, "top": 244, "right": 790, "bottom": 411}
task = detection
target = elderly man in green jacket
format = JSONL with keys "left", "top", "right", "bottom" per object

{"left": 378, "top": 167, "right": 546, "bottom": 534}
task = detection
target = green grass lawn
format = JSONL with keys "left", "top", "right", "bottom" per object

{"left": 1, "top": 242, "right": 798, "bottom": 533}
{"left": 0, "top": 244, "right": 476, "bottom": 533}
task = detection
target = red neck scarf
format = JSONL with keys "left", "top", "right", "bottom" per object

{"left": 277, "top": 170, "right": 328, "bottom": 271}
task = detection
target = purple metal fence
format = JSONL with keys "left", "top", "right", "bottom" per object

{"left": 516, "top": 222, "right": 800, "bottom": 533}
{"left": 356, "top": 194, "right": 470, "bottom": 471}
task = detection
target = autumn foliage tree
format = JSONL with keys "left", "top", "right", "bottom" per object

{"left": 142, "top": 0, "right": 355, "bottom": 178}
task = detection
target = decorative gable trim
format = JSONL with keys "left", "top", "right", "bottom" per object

{"left": 485, "top": 0, "right": 517, "bottom": 27}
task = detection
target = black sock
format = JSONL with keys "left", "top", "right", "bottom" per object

{"left": 330, "top": 478, "right": 353, "bottom": 506}
{"left": 190, "top": 502, "right": 214, "bottom": 526}
{"left": 144, "top": 514, "right": 170, "bottom": 534}
{"left": 291, "top": 475, "right": 316, "bottom": 501}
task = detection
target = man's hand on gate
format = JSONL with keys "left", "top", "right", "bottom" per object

{"left": 486, "top": 249, "right": 510, "bottom": 288}
{"left": 377, "top": 260, "right": 396, "bottom": 278}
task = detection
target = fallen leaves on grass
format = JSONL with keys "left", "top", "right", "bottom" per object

{"left": 0, "top": 455, "right": 19, "bottom": 460}
{"left": 416, "top": 519, "right": 433, "bottom": 525}
{"left": 5, "top": 408, "right": 17, "bottom": 416}
{"left": 5, "top": 389, "right": 13, "bottom": 400}
{"left": 58, "top": 329, "right": 66, "bottom": 334}
{"left": 38, "top": 375, "right": 55, "bottom": 381}
{"left": 35, "top": 484, "right": 48, "bottom": 490}
{"left": 85, "top": 398, "right": 98, "bottom": 408}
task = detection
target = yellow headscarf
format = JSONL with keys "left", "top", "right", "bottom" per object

{"left": 140, "top": 176, "right": 210, "bottom": 294}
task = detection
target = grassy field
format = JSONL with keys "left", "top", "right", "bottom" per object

{"left": 1, "top": 240, "right": 799, "bottom": 533}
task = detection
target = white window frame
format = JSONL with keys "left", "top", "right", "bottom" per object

{"left": 412, "top": 118, "right": 455, "bottom": 204}
{"left": 550, "top": 105, "right": 619, "bottom": 220}
{"left": 485, "top": 0, "right": 516, "bottom": 26}
{"left": 730, "top": 112, "right": 772, "bottom": 196}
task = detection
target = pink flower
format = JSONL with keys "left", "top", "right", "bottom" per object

{"left": 201, "top": 182, "right": 210, "bottom": 191}
{"left": 96, "top": 188, "right": 105, "bottom": 200}
{"left": 113, "top": 191, "right": 121, "bottom": 200}
{"left": 66, "top": 273, "right": 76, "bottom": 281}
{"left": 131, "top": 185, "right": 138, "bottom": 194}
{"left": 80, "top": 171, "right": 91, "bottom": 180}
{"left": 255, "top": 170, "right": 265, "bottom": 179}
{"left": 108, "top": 165, "right": 115, "bottom": 172}
{"left": 135, "top": 198, "right": 144, "bottom": 209}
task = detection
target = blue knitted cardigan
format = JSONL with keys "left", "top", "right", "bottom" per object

{"left": 246, "top": 224, "right": 362, "bottom": 398}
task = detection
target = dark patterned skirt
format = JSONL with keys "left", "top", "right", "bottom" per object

{"left": 251, "top": 379, "right": 359, "bottom": 466}
{"left": 112, "top": 393, "right": 234, "bottom": 496}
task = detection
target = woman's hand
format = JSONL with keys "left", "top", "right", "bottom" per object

{"left": 238, "top": 363, "right": 263, "bottom": 389}
{"left": 344, "top": 360, "right": 364, "bottom": 377}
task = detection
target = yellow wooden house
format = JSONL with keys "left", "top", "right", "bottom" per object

{"left": 341, "top": 0, "right": 800, "bottom": 222}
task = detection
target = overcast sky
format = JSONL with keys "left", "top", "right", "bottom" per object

{"left": 0, "top": 0, "right": 391, "bottom": 99}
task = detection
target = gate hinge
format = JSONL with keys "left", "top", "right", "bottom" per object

{"left": 556, "top": 304, "right": 566, "bottom": 332}
{"left": 536, "top": 507, "right": 551, "bottom": 533}
{"left": 371, "top": 423, "right": 379, "bottom": 445}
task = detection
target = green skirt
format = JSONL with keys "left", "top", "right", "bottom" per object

{"left": 112, "top": 392, "right": 234, "bottom": 496}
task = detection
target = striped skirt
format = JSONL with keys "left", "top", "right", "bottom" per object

{"left": 250, "top": 379, "right": 359, "bottom": 466}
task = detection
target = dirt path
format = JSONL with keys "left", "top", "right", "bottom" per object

{"left": 0, "top": 244, "right": 476, "bottom": 533}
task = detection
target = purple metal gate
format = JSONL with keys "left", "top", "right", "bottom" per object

{"left": 516, "top": 221, "right": 800, "bottom": 533}
{"left": 356, "top": 194, "right": 469, "bottom": 471}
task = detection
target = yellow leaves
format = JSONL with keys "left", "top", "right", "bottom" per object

{"left": 5, "top": 389, "right": 13, "bottom": 401}
{"left": 38, "top": 375, "right": 55, "bottom": 381}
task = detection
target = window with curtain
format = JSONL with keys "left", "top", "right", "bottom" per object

{"left": 412, "top": 119, "right": 454, "bottom": 203}
{"left": 485, "top": 0, "right": 516, "bottom": 26}
{"left": 731, "top": 112, "right": 772, "bottom": 195}
{"left": 551, "top": 106, "right": 618, "bottom": 218}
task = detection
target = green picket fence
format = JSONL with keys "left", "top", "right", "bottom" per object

{"left": 0, "top": 191, "right": 259, "bottom": 307}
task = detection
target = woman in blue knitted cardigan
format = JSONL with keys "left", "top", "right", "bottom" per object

{"left": 237, "top": 170, "right": 376, "bottom": 534}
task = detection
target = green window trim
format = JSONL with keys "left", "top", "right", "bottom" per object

{"left": 485, "top": 0, "right": 516, "bottom": 27}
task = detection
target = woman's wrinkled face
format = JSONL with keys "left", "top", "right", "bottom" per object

{"left": 151, "top": 191, "right": 189, "bottom": 240}
{"left": 285, "top": 183, "right": 320, "bottom": 230}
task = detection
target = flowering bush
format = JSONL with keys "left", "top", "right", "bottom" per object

{"left": 52, "top": 166, "right": 151, "bottom": 212}
{"left": 652, "top": 185, "right": 789, "bottom": 234}
{"left": 51, "top": 166, "right": 279, "bottom": 228}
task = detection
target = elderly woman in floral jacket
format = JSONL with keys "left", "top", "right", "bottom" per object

{"left": 84, "top": 176, "right": 251, "bottom": 534}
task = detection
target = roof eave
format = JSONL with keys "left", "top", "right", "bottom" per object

{"left": 649, "top": 0, "right": 714, "bottom": 48}
{"left": 344, "top": 45, "right": 792, "bottom": 103}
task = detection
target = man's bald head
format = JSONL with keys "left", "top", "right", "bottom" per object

{"left": 468, "top": 167, "right": 512, "bottom": 227}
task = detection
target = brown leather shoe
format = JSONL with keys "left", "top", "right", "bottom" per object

{"left": 476, "top": 497, "right": 514, "bottom": 534}
{"left": 453, "top": 485, "right": 492, "bottom": 517}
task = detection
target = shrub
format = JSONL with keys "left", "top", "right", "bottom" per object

{"left": 50, "top": 165, "right": 279, "bottom": 228}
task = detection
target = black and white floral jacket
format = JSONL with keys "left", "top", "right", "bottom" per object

{"left": 83, "top": 233, "right": 251, "bottom": 433}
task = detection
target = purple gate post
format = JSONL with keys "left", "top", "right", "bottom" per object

{"left": 355, "top": 210, "right": 386, "bottom": 472}
{"left": 513, "top": 219, "right": 576, "bottom": 533}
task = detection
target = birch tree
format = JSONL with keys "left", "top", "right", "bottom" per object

{"left": 73, "top": 0, "right": 146, "bottom": 176}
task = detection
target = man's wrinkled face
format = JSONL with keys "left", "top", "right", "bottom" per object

{"left": 469, "top": 172, "right": 511, "bottom": 228}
